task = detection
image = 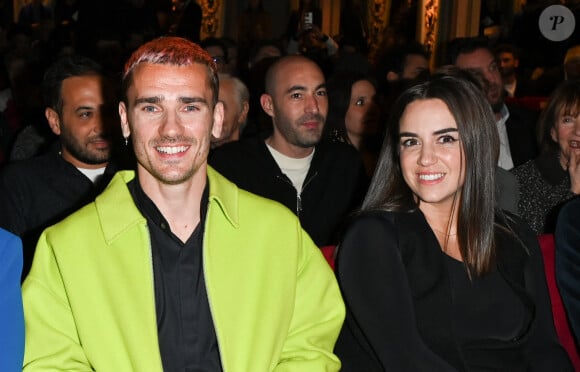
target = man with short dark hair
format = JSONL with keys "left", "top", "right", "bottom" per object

{"left": 0, "top": 54, "right": 126, "bottom": 278}
{"left": 449, "top": 37, "right": 539, "bottom": 170}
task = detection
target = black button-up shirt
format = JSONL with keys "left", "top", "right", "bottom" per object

{"left": 129, "top": 179, "right": 222, "bottom": 371}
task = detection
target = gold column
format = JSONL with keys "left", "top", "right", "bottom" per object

{"left": 417, "top": 0, "right": 440, "bottom": 56}
{"left": 367, "top": 0, "right": 391, "bottom": 63}
{"left": 199, "top": 0, "right": 221, "bottom": 38}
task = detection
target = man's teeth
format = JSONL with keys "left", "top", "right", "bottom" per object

{"left": 157, "top": 146, "right": 187, "bottom": 154}
{"left": 570, "top": 141, "right": 580, "bottom": 149}
{"left": 419, "top": 173, "right": 444, "bottom": 181}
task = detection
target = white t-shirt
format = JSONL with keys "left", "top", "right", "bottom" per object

{"left": 266, "top": 144, "right": 314, "bottom": 193}
{"left": 77, "top": 167, "right": 107, "bottom": 184}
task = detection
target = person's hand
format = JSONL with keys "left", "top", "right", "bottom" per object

{"left": 569, "top": 149, "right": 580, "bottom": 194}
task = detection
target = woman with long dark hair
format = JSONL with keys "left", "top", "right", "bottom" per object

{"left": 335, "top": 70, "right": 572, "bottom": 371}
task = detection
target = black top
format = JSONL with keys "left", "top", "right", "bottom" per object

{"left": 209, "top": 138, "right": 368, "bottom": 246}
{"left": 0, "top": 142, "right": 120, "bottom": 278}
{"left": 129, "top": 179, "right": 222, "bottom": 372}
{"left": 512, "top": 149, "right": 575, "bottom": 234}
{"left": 555, "top": 197, "right": 580, "bottom": 350}
{"left": 335, "top": 209, "right": 572, "bottom": 371}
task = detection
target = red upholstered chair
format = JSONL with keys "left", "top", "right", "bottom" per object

{"left": 538, "top": 233, "right": 580, "bottom": 370}
{"left": 319, "top": 245, "right": 336, "bottom": 271}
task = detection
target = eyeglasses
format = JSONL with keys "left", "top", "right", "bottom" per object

{"left": 212, "top": 56, "right": 227, "bottom": 65}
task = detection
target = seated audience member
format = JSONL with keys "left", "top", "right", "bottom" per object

{"left": 555, "top": 197, "right": 580, "bottom": 350}
{"left": 0, "top": 228, "right": 24, "bottom": 371}
{"left": 373, "top": 41, "right": 431, "bottom": 124}
{"left": 210, "top": 55, "right": 368, "bottom": 248}
{"left": 211, "top": 73, "right": 250, "bottom": 149}
{"left": 512, "top": 80, "right": 580, "bottom": 234}
{"left": 335, "top": 71, "right": 572, "bottom": 371}
{"left": 494, "top": 43, "right": 536, "bottom": 98}
{"left": 535, "top": 45, "right": 580, "bottom": 97}
{"left": 237, "top": 0, "right": 272, "bottom": 50}
{"left": 200, "top": 36, "right": 230, "bottom": 74}
{"left": 22, "top": 36, "right": 344, "bottom": 371}
{"left": 325, "top": 71, "right": 381, "bottom": 177}
{"left": 0, "top": 55, "right": 126, "bottom": 278}
{"left": 171, "top": 0, "right": 202, "bottom": 42}
{"left": 449, "top": 36, "right": 539, "bottom": 170}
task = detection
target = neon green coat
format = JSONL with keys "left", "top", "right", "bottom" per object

{"left": 23, "top": 168, "right": 344, "bottom": 371}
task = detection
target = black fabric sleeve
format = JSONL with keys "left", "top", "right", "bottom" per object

{"left": 555, "top": 199, "right": 580, "bottom": 352}
{"left": 335, "top": 213, "right": 457, "bottom": 371}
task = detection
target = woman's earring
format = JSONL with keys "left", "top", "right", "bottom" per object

{"left": 124, "top": 137, "right": 128, "bottom": 146}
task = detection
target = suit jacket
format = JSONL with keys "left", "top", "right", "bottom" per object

{"left": 23, "top": 168, "right": 345, "bottom": 371}
{"left": 0, "top": 228, "right": 24, "bottom": 371}
{"left": 555, "top": 197, "right": 580, "bottom": 350}
{"left": 335, "top": 209, "right": 571, "bottom": 371}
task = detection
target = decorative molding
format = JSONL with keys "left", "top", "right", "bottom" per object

{"left": 367, "top": 0, "right": 391, "bottom": 62}
{"left": 420, "top": 0, "right": 439, "bottom": 55}
{"left": 199, "top": 0, "right": 220, "bottom": 37}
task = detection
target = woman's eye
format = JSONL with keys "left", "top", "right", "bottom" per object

{"left": 401, "top": 138, "right": 419, "bottom": 147}
{"left": 355, "top": 98, "right": 365, "bottom": 106}
{"left": 438, "top": 135, "right": 458, "bottom": 144}
{"left": 562, "top": 116, "right": 574, "bottom": 123}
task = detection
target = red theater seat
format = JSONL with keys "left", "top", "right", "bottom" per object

{"left": 538, "top": 233, "right": 580, "bottom": 370}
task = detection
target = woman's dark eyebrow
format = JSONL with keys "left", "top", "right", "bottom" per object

{"left": 399, "top": 128, "right": 458, "bottom": 138}
{"left": 434, "top": 128, "right": 459, "bottom": 135}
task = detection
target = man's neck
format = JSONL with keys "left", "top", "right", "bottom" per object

{"left": 137, "top": 167, "right": 206, "bottom": 242}
{"left": 265, "top": 134, "right": 315, "bottom": 159}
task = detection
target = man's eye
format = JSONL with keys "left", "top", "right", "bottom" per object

{"left": 79, "top": 111, "right": 91, "bottom": 118}
{"left": 317, "top": 90, "right": 327, "bottom": 97}
{"left": 355, "top": 98, "right": 365, "bottom": 106}
{"left": 143, "top": 106, "right": 156, "bottom": 112}
{"left": 291, "top": 93, "right": 302, "bottom": 99}
{"left": 184, "top": 105, "right": 199, "bottom": 112}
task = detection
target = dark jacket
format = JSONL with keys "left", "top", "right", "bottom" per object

{"left": 555, "top": 196, "right": 580, "bottom": 350}
{"left": 0, "top": 142, "right": 122, "bottom": 277}
{"left": 506, "top": 103, "right": 540, "bottom": 168}
{"left": 335, "top": 209, "right": 572, "bottom": 371}
{"left": 209, "top": 138, "right": 368, "bottom": 247}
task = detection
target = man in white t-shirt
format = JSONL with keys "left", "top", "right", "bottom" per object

{"left": 210, "top": 55, "right": 368, "bottom": 247}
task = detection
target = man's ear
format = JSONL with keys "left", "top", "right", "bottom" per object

{"left": 45, "top": 107, "right": 61, "bottom": 136}
{"left": 119, "top": 101, "right": 131, "bottom": 139}
{"left": 212, "top": 101, "right": 224, "bottom": 139}
{"left": 260, "top": 93, "right": 274, "bottom": 117}
{"left": 238, "top": 101, "right": 250, "bottom": 124}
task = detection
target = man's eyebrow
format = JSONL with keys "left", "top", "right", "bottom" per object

{"left": 133, "top": 96, "right": 208, "bottom": 105}
{"left": 134, "top": 96, "right": 162, "bottom": 105}
{"left": 285, "top": 83, "right": 326, "bottom": 94}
